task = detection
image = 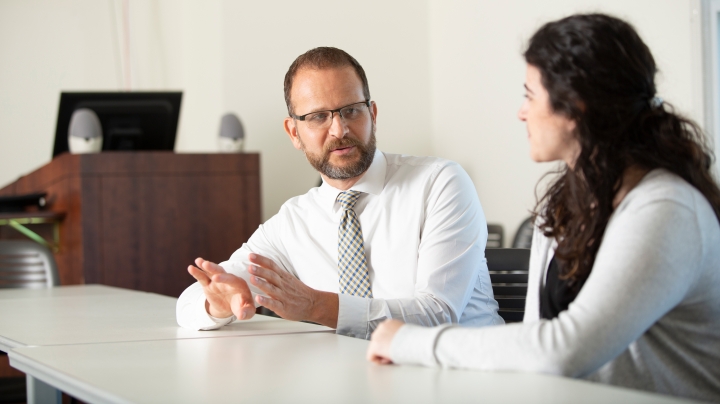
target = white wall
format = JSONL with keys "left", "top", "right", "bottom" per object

{"left": 428, "top": 0, "right": 702, "bottom": 243}
{"left": 0, "top": 0, "right": 119, "bottom": 186}
{"left": 0, "top": 0, "right": 225, "bottom": 185}
{"left": 0, "top": 0, "right": 703, "bottom": 244}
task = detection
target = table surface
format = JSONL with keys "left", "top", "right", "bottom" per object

{"left": 0, "top": 285, "right": 332, "bottom": 351}
{"left": 0, "top": 285, "right": 128, "bottom": 300}
{"left": 9, "top": 332, "right": 694, "bottom": 404}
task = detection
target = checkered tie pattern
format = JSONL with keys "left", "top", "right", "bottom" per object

{"left": 337, "top": 190, "right": 373, "bottom": 298}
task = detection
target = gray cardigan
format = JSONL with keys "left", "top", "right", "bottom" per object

{"left": 390, "top": 169, "right": 720, "bottom": 402}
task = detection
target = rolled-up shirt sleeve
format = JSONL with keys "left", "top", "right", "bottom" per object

{"left": 176, "top": 282, "right": 235, "bottom": 330}
{"left": 176, "top": 216, "right": 288, "bottom": 331}
{"left": 337, "top": 293, "right": 459, "bottom": 339}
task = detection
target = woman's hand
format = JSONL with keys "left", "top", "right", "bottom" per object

{"left": 367, "top": 319, "right": 405, "bottom": 365}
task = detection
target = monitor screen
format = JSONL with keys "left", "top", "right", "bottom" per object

{"left": 52, "top": 92, "right": 182, "bottom": 158}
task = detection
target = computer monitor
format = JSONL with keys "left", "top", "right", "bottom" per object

{"left": 52, "top": 92, "right": 182, "bottom": 158}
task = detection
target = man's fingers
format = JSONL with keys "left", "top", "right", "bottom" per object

{"left": 195, "top": 257, "right": 208, "bottom": 271}
{"left": 256, "top": 295, "right": 283, "bottom": 314}
{"left": 247, "top": 255, "right": 285, "bottom": 288}
{"left": 230, "top": 293, "right": 255, "bottom": 321}
{"left": 248, "top": 253, "right": 283, "bottom": 273}
{"left": 188, "top": 265, "right": 210, "bottom": 286}
{"left": 249, "top": 264, "right": 286, "bottom": 287}
{"left": 213, "top": 273, "right": 250, "bottom": 292}
{"left": 249, "top": 273, "right": 282, "bottom": 297}
{"left": 196, "top": 258, "right": 226, "bottom": 275}
{"left": 212, "top": 273, "right": 255, "bottom": 319}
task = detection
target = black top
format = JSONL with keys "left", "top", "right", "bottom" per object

{"left": 540, "top": 256, "right": 585, "bottom": 320}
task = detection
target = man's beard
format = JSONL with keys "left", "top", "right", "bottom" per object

{"left": 300, "top": 125, "right": 377, "bottom": 180}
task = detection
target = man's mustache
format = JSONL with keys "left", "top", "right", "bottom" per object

{"left": 323, "top": 137, "right": 364, "bottom": 154}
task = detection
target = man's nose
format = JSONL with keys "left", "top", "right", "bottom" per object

{"left": 328, "top": 112, "right": 348, "bottom": 138}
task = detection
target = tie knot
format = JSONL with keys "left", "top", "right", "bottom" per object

{"left": 337, "top": 190, "right": 362, "bottom": 210}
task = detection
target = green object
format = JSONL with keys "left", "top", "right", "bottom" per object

{"left": 0, "top": 216, "right": 61, "bottom": 252}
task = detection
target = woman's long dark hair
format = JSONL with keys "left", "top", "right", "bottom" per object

{"left": 525, "top": 14, "right": 720, "bottom": 287}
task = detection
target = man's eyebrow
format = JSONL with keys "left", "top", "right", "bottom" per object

{"left": 524, "top": 84, "right": 534, "bottom": 94}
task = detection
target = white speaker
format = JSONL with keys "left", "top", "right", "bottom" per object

{"left": 68, "top": 108, "right": 103, "bottom": 154}
{"left": 218, "top": 113, "right": 244, "bottom": 153}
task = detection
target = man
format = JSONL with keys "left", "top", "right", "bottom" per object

{"left": 176, "top": 47, "right": 502, "bottom": 339}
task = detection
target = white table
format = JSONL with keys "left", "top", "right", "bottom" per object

{"left": 0, "top": 285, "right": 332, "bottom": 402}
{"left": 0, "top": 285, "right": 331, "bottom": 351}
{"left": 9, "top": 332, "right": 694, "bottom": 404}
{"left": 0, "top": 284, "right": 129, "bottom": 300}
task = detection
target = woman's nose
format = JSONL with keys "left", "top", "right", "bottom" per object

{"left": 518, "top": 103, "right": 528, "bottom": 121}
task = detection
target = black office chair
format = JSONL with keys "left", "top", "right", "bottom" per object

{"left": 486, "top": 224, "right": 504, "bottom": 248}
{"left": 511, "top": 216, "right": 534, "bottom": 249}
{"left": 486, "top": 248, "right": 530, "bottom": 323}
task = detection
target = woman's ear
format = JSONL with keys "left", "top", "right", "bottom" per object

{"left": 566, "top": 119, "right": 577, "bottom": 134}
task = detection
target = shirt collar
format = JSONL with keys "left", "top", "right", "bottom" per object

{"left": 318, "top": 149, "right": 386, "bottom": 212}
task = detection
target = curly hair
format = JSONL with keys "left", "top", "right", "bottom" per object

{"left": 524, "top": 13, "right": 720, "bottom": 288}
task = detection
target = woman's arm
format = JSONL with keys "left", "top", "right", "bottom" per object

{"left": 382, "top": 197, "right": 703, "bottom": 377}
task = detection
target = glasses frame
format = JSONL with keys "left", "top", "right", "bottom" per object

{"left": 290, "top": 100, "right": 372, "bottom": 123}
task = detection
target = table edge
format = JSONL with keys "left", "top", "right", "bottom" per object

{"left": 0, "top": 334, "right": 22, "bottom": 352}
{"left": 9, "top": 350, "right": 131, "bottom": 404}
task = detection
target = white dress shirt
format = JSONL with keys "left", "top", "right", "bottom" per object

{"left": 177, "top": 150, "right": 503, "bottom": 339}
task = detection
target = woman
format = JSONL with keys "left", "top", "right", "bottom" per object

{"left": 366, "top": 13, "right": 720, "bottom": 402}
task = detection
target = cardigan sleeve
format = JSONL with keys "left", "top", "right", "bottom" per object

{"left": 391, "top": 197, "right": 703, "bottom": 377}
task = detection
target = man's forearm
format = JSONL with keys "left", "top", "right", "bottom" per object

{"left": 309, "top": 291, "right": 339, "bottom": 328}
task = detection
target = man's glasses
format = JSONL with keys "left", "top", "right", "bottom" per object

{"left": 291, "top": 100, "right": 371, "bottom": 131}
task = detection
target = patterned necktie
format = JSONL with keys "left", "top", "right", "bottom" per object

{"left": 337, "top": 190, "right": 373, "bottom": 298}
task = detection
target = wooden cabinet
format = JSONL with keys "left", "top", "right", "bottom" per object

{"left": 0, "top": 152, "right": 261, "bottom": 297}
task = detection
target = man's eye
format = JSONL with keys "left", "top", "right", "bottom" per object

{"left": 342, "top": 107, "right": 360, "bottom": 119}
{"left": 308, "top": 112, "right": 329, "bottom": 122}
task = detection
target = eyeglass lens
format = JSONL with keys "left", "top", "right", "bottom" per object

{"left": 304, "top": 102, "right": 369, "bottom": 130}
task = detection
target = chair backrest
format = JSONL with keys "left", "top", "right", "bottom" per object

{"left": 0, "top": 240, "right": 59, "bottom": 289}
{"left": 511, "top": 216, "right": 534, "bottom": 249}
{"left": 486, "top": 224, "right": 504, "bottom": 248}
{"left": 486, "top": 248, "right": 530, "bottom": 323}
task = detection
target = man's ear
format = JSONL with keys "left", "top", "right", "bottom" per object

{"left": 284, "top": 117, "right": 303, "bottom": 151}
{"left": 370, "top": 101, "right": 378, "bottom": 124}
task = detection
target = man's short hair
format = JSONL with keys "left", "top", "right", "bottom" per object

{"left": 284, "top": 47, "right": 371, "bottom": 116}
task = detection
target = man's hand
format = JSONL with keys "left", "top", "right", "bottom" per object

{"left": 367, "top": 319, "right": 405, "bottom": 365}
{"left": 187, "top": 257, "right": 256, "bottom": 321}
{"left": 247, "top": 253, "right": 339, "bottom": 328}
